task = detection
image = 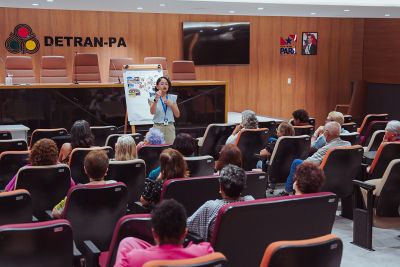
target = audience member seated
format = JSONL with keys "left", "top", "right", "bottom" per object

{"left": 136, "top": 128, "right": 165, "bottom": 152}
{"left": 5, "top": 138, "right": 75, "bottom": 191}
{"left": 52, "top": 150, "right": 115, "bottom": 218}
{"left": 383, "top": 120, "right": 400, "bottom": 142}
{"left": 256, "top": 122, "right": 294, "bottom": 168}
{"left": 311, "top": 111, "right": 349, "bottom": 150}
{"left": 114, "top": 199, "right": 214, "bottom": 267}
{"left": 281, "top": 121, "right": 350, "bottom": 195}
{"left": 187, "top": 164, "right": 254, "bottom": 241}
{"left": 114, "top": 135, "right": 137, "bottom": 161}
{"left": 293, "top": 162, "right": 325, "bottom": 195}
{"left": 59, "top": 120, "right": 95, "bottom": 164}
{"left": 214, "top": 144, "right": 242, "bottom": 173}
{"left": 140, "top": 149, "right": 188, "bottom": 208}
{"left": 148, "top": 133, "right": 195, "bottom": 180}
{"left": 225, "top": 110, "right": 258, "bottom": 144}
{"left": 291, "top": 109, "right": 310, "bottom": 126}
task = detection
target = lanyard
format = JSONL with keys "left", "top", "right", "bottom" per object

{"left": 160, "top": 94, "right": 169, "bottom": 120}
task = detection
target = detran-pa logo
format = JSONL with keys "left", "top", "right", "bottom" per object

{"left": 5, "top": 24, "right": 40, "bottom": 54}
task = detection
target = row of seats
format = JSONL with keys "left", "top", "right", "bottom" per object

{"left": 4, "top": 55, "right": 197, "bottom": 84}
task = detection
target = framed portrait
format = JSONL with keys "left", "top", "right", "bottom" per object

{"left": 302, "top": 32, "right": 318, "bottom": 55}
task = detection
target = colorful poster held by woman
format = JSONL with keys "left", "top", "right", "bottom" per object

{"left": 302, "top": 32, "right": 318, "bottom": 55}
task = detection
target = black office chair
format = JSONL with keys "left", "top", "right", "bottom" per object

{"left": 185, "top": 156, "right": 215, "bottom": 177}
{"left": 90, "top": 126, "right": 118, "bottom": 146}
{"left": 0, "top": 131, "right": 12, "bottom": 140}
{"left": 0, "top": 189, "right": 32, "bottom": 225}
{"left": 0, "top": 151, "right": 30, "bottom": 189}
{"left": 29, "top": 128, "right": 68, "bottom": 148}
{"left": 198, "top": 124, "right": 236, "bottom": 159}
{"left": 0, "top": 139, "right": 28, "bottom": 154}
{"left": 235, "top": 128, "right": 269, "bottom": 171}
{"left": 138, "top": 145, "right": 172, "bottom": 177}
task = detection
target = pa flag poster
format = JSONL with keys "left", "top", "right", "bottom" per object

{"left": 280, "top": 34, "right": 297, "bottom": 55}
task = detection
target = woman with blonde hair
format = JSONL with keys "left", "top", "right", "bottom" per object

{"left": 114, "top": 135, "right": 137, "bottom": 161}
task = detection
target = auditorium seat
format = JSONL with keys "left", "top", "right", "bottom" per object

{"left": 353, "top": 159, "right": 400, "bottom": 250}
{"left": 344, "top": 114, "right": 353, "bottom": 123}
{"left": 144, "top": 57, "right": 168, "bottom": 77}
{"left": 90, "top": 126, "right": 118, "bottom": 146}
{"left": 341, "top": 122, "right": 357, "bottom": 133}
{"left": 0, "top": 189, "right": 32, "bottom": 225}
{"left": 289, "top": 118, "right": 315, "bottom": 127}
{"left": 73, "top": 53, "right": 101, "bottom": 83}
{"left": 363, "top": 130, "right": 384, "bottom": 153}
{"left": 105, "top": 133, "right": 144, "bottom": 152}
{"left": 260, "top": 234, "right": 343, "bottom": 267}
{"left": 69, "top": 147, "right": 113, "bottom": 184}
{"left": 340, "top": 132, "right": 360, "bottom": 145}
{"left": 87, "top": 214, "right": 153, "bottom": 267}
{"left": 106, "top": 159, "right": 146, "bottom": 208}
{"left": 359, "top": 120, "right": 388, "bottom": 146}
{"left": 185, "top": 155, "right": 215, "bottom": 177}
{"left": 242, "top": 171, "right": 268, "bottom": 199}
{"left": 319, "top": 145, "right": 363, "bottom": 219}
{"left": 143, "top": 253, "right": 228, "bottom": 267}
{"left": 266, "top": 135, "right": 310, "bottom": 185}
{"left": 63, "top": 183, "right": 128, "bottom": 251}
{"left": 0, "top": 139, "right": 28, "bottom": 154}
{"left": 0, "top": 219, "right": 74, "bottom": 266}
{"left": 357, "top": 114, "right": 389, "bottom": 137}
{"left": 40, "top": 56, "right": 69, "bottom": 83}
{"left": 5, "top": 56, "right": 36, "bottom": 84}
{"left": 293, "top": 125, "right": 315, "bottom": 136}
{"left": 171, "top": 60, "right": 196, "bottom": 80}
{"left": 367, "top": 142, "right": 400, "bottom": 180}
{"left": 29, "top": 128, "right": 68, "bottom": 148}
{"left": 138, "top": 144, "right": 172, "bottom": 177}
{"left": 0, "top": 151, "right": 29, "bottom": 189}
{"left": 0, "top": 131, "right": 12, "bottom": 140}
{"left": 198, "top": 123, "right": 236, "bottom": 159}
{"left": 109, "top": 57, "right": 133, "bottom": 83}
{"left": 235, "top": 128, "right": 269, "bottom": 171}
{"left": 210, "top": 193, "right": 338, "bottom": 267}
{"left": 15, "top": 164, "right": 71, "bottom": 219}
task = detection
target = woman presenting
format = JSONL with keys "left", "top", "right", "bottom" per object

{"left": 150, "top": 76, "right": 180, "bottom": 144}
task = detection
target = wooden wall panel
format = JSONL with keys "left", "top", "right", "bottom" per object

{"left": 364, "top": 19, "right": 400, "bottom": 84}
{"left": 0, "top": 8, "right": 364, "bottom": 125}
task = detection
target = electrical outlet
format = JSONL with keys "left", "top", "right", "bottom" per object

{"left": 288, "top": 77, "right": 292, "bottom": 85}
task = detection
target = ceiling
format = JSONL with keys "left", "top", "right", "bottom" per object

{"left": 0, "top": 0, "right": 399, "bottom": 18}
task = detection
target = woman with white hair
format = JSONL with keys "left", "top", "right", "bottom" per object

{"left": 114, "top": 135, "right": 137, "bottom": 161}
{"left": 383, "top": 120, "right": 400, "bottom": 142}
{"left": 312, "top": 111, "right": 349, "bottom": 150}
{"left": 225, "top": 110, "right": 258, "bottom": 144}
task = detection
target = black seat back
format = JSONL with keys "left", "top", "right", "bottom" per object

{"left": 236, "top": 128, "right": 269, "bottom": 171}
{"left": 359, "top": 114, "right": 388, "bottom": 137}
{"left": 106, "top": 159, "right": 146, "bottom": 203}
{"left": 64, "top": 182, "right": 128, "bottom": 250}
{"left": 0, "top": 131, "right": 12, "bottom": 140}
{"left": 293, "top": 125, "right": 314, "bottom": 136}
{"left": 342, "top": 122, "right": 357, "bottom": 133}
{"left": 0, "top": 189, "right": 32, "bottom": 225}
{"left": 268, "top": 136, "right": 310, "bottom": 184}
{"left": 365, "top": 130, "right": 384, "bottom": 152}
{"left": 69, "top": 147, "right": 113, "bottom": 184}
{"left": 0, "top": 151, "right": 30, "bottom": 189}
{"left": 369, "top": 142, "right": 400, "bottom": 180}
{"left": 0, "top": 219, "right": 73, "bottom": 267}
{"left": 340, "top": 132, "right": 360, "bottom": 145}
{"left": 360, "top": 121, "right": 388, "bottom": 146}
{"left": 375, "top": 159, "right": 400, "bottom": 217}
{"left": 199, "top": 124, "right": 236, "bottom": 159}
{"left": 90, "top": 126, "right": 118, "bottom": 146}
{"left": 15, "top": 164, "right": 71, "bottom": 216}
{"left": 242, "top": 171, "right": 267, "bottom": 199}
{"left": 105, "top": 214, "right": 153, "bottom": 267}
{"left": 161, "top": 176, "right": 220, "bottom": 216}
{"left": 0, "top": 139, "right": 28, "bottom": 154}
{"left": 185, "top": 156, "right": 215, "bottom": 177}
{"left": 30, "top": 128, "right": 68, "bottom": 148}
{"left": 211, "top": 193, "right": 338, "bottom": 267}
{"left": 138, "top": 145, "right": 172, "bottom": 177}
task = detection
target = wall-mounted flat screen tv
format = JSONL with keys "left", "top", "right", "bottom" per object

{"left": 182, "top": 22, "right": 250, "bottom": 65}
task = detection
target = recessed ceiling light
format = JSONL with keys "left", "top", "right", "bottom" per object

{"left": 344, "top": 9, "right": 350, "bottom": 12}
{"left": 229, "top": 10, "right": 235, "bottom": 14}
{"left": 384, "top": 13, "right": 390, "bottom": 17}
{"left": 32, "top": 3, "right": 39, "bottom": 6}
{"left": 137, "top": 7, "right": 143, "bottom": 10}
{"left": 160, "top": 4, "right": 166, "bottom": 7}
{"left": 310, "top": 12, "right": 317, "bottom": 15}
{"left": 257, "top": 7, "right": 264, "bottom": 10}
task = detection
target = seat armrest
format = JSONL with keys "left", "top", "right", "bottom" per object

{"left": 73, "top": 241, "right": 85, "bottom": 267}
{"left": 254, "top": 153, "right": 265, "bottom": 160}
{"left": 82, "top": 240, "right": 101, "bottom": 267}
{"left": 353, "top": 180, "right": 376, "bottom": 191}
{"left": 197, "top": 137, "right": 204, "bottom": 147}
{"left": 129, "top": 201, "right": 151, "bottom": 214}
{"left": 185, "top": 232, "right": 206, "bottom": 245}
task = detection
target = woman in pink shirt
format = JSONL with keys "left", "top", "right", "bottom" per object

{"left": 114, "top": 199, "right": 213, "bottom": 267}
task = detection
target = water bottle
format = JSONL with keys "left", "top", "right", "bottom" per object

{"left": 5, "top": 73, "right": 13, "bottom": 85}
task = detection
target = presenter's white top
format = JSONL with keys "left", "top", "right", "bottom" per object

{"left": 149, "top": 94, "right": 177, "bottom": 124}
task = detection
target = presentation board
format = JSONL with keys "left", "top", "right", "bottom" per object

{"left": 122, "top": 64, "right": 163, "bottom": 125}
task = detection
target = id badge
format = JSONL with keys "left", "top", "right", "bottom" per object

{"left": 163, "top": 119, "right": 169, "bottom": 126}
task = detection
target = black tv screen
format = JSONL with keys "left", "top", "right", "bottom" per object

{"left": 182, "top": 22, "right": 250, "bottom": 65}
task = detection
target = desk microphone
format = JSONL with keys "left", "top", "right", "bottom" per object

{"left": 73, "top": 52, "right": 79, "bottom": 84}
{"left": 111, "top": 61, "right": 121, "bottom": 84}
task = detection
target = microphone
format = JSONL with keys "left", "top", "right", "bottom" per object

{"left": 73, "top": 52, "right": 79, "bottom": 84}
{"left": 111, "top": 61, "right": 121, "bottom": 84}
